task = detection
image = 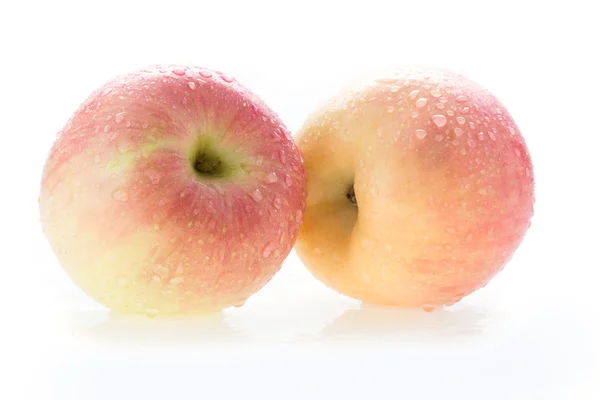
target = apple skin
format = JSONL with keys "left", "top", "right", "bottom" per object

{"left": 39, "top": 65, "right": 306, "bottom": 316}
{"left": 295, "top": 68, "right": 534, "bottom": 310}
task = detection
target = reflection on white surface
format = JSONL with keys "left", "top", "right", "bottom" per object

{"left": 39, "top": 296, "right": 598, "bottom": 400}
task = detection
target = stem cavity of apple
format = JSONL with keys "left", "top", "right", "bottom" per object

{"left": 347, "top": 185, "right": 357, "bottom": 206}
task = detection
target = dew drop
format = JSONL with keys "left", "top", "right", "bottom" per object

{"left": 145, "top": 169, "right": 161, "bottom": 184}
{"left": 284, "top": 175, "right": 293, "bottom": 187}
{"left": 456, "top": 95, "right": 469, "bottom": 103}
{"left": 488, "top": 131, "right": 496, "bottom": 141}
{"left": 415, "top": 98, "right": 428, "bottom": 108}
{"left": 199, "top": 70, "right": 212, "bottom": 78}
{"left": 250, "top": 189, "right": 263, "bottom": 203}
{"left": 295, "top": 209, "right": 303, "bottom": 223}
{"left": 220, "top": 75, "right": 234, "bottom": 83}
{"left": 264, "top": 172, "right": 277, "bottom": 183}
{"left": 431, "top": 114, "right": 447, "bottom": 127}
{"left": 115, "top": 112, "right": 125, "bottom": 124}
{"left": 409, "top": 89, "right": 420, "bottom": 100}
{"left": 103, "top": 124, "right": 112, "bottom": 133}
{"left": 169, "top": 277, "right": 184, "bottom": 285}
{"left": 469, "top": 121, "right": 476, "bottom": 129}
{"left": 125, "top": 121, "right": 131, "bottom": 128}
{"left": 273, "top": 196, "right": 282, "bottom": 209}
{"left": 446, "top": 109, "right": 455, "bottom": 116}
{"left": 440, "top": 96, "right": 448, "bottom": 104}
{"left": 456, "top": 116, "right": 466, "bottom": 125}
{"left": 477, "top": 131, "right": 486, "bottom": 141}
{"left": 415, "top": 129, "right": 427, "bottom": 139}
{"left": 390, "top": 85, "right": 400, "bottom": 93}
{"left": 454, "top": 127, "right": 464, "bottom": 136}
{"left": 431, "top": 89, "right": 442, "bottom": 98}
{"left": 188, "top": 81, "right": 196, "bottom": 90}
{"left": 111, "top": 188, "right": 129, "bottom": 202}
{"left": 411, "top": 111, "right": 419, "bottom": 118}
{"left": 435, "top": 134, "right": 444, "bottom": 142}
{"left": 262, "top": 242, "right": 274, "bottom": 258}
{"left": 172, "top": 69, "right": 186, "bottom": 76}
{"left": 509, "top": 126, "right": 516, "bottom": 135}
{"left": 461, "top": 107, "right": 471, "bottom": 114}
{"left": 435, "top": 103, "right": 445, "bottom": 109}
{"left": 255, "top": 156, "right": 264, "bottom": 166}
{"left": 467, "top": 139, "right": 477, "bottom": 148}
{"left": 387, "top": 105, "right": 395, "bottom": 113}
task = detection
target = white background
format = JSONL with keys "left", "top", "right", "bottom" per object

{"left": 1, "top": 0, "right": 599, "bottom": 399}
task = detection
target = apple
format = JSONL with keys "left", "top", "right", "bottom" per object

{"left": 295, "top": 68, "right": 534, "bottom": 310}
{"left": 39, "top": 65, "right": 306, "bottom": 316}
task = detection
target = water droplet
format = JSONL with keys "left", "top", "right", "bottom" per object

{"left": 439, "top": 97, "right": 448, "bottom": 104}
{"left": 477, "top": 131, "right": 486, "bottom": 141}
{"left": 411, "top": 111, "right": 419, "bottom": 118}
{"left": 435, "top": 103, "right": 445, "bottom": 109}
{"left": 115, "top": 112, "right": 125, "bottom": 123}
{"left": 255, "top": 156, "right": 264, "bottom": 166}
{"left": 284, "top": 175, "right": 293, "bottom": 187}
{"left": 515, "top": 148, "right": 521, "bottom": 157}
{"left": 172, "top": 69, "right": 186, "bottom": 76}
{"left": 264, "top": 172, "right": 277, "bottom": 183}
{"left": 415, "top": 129, "right": 427, "bottom": 139}
{"left": 431, "top": 89, "right": 442, "bottom": 98}
{"left": 488, "top": 131, "right": 496, "bottom": 141}
{"left": 125, "top": 121, "right": 131, "bottom": 128}
{"left": 467, "top": 139, "right": 477, "bottom": 148}
{"left": 390, "top": 85, "right": 400, "bottom": 93}
{"left": 469, "top": 121, "right": 476, "bottom": 129}
{"left": 279, "top": 150, "right": 287, "bottom": 164}
{"left": 199, "top": 70, "right": 212, "bottom": 78}
{"left": 387, "top": 105, "right": 395, "bottom": 113}
{"left": 273, "top": 196, "right": 282, "bottom": 209}
{"left": 431, "top": 114, "right": 447, "bottom": 127}
{"left": 111, "top": 188, "right": 129, "bottom": 202}
{"left": 295, "top": 209, "right": 303, "bottom": 223}
{"left": 454, "top": 127, "right": 464, "bottom": 136}
{"left": 456, "top": 116, "right": 466, "bottom": 125}
{"left": 509, "top": 126, "right": 516, "bottom": 135}
{"left": 103, "top": 124, "right": 112, "bottom": 133}
{"left": 461, "top": 107, "right": 470, "bottom": 114}
{"left": 169, "top": 277, "right": 184, "bottom": 285}
{"left": 446, "top": 109, "right": 455, "bottom": 116}
{"left": 435, "top": 134, "right": 444, "bottom": 142}
{"left": 220, "top": 75, "right": 234, "bottom": 83}
{"left": 409, "top": 89, "right": 420, "bottom": 100}
{"left": 262, "top": 242, "right": 274, "bottom": 258}
{"left": 145, "top": 169, "right": 161, "bottom": 184}
{"left": 116, "top": 140, "right": 129, "bottom": 153}
{"left": 415, "top": 98, "right": 428, "bottom": 108}
{"left": 456, "top": 95, "right": 469, "bottom": 103}
{"left": 250, "top": 189, "right": 263, "bottom": 203}
{"left": 188, "top": 81, "right": 196, "bottom": 90}
{"left": 233, "top": 299, "right": 246, "bottom": 308}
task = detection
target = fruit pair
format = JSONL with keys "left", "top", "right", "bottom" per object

{"left": 39, "top": 65, "right": 534, "bottom": 316}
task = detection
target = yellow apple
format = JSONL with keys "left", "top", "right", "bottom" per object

{"left": 295, "top": 68, "right": 534, "bottom": 310}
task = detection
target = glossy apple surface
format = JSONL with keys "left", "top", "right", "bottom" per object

{"left": 39, "top": 65, "right": 306, "bottom": 316}
{"left": 295, "top": 68, "right": 534, "bottom": 310}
